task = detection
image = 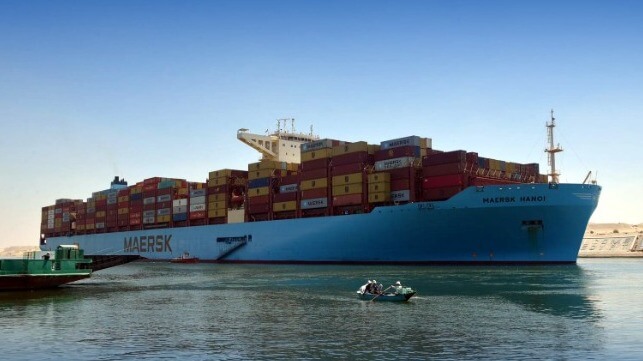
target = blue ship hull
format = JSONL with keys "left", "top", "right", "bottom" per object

{"left": 40, "top": 183, "right": 601, "bottom": 264}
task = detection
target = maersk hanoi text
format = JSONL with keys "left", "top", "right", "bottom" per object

{"left": 124, "top": 235, "right": 172, "bottom": 253}
{"left": 482, "top": 196, "right": 546, "bottom": 204}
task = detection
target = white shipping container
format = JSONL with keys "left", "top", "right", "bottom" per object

{"left": 62, "top": 213, "right": 70, "bottom": 222}
{"left": 190, "top": 195, "right": 206, "bottom": 205}
{"left": 143, "top": 217, "right": 155, "bottom": 224}
{"left": 173, "top": 199, "right": 188, "bottom": 207}
{"left": 279, "top": 184, "right": 298, "bottom": 193}
{"left": 190, "top": 203, "right": 206, "bottom": 212}
{"left": 173, "top": 205, "right": 188, "bottom": 214}
{"left": 95, "top": 222, "right": 105, "bottom": 229}
{"left": 374, "top": 157, "right": 416, "bottom": 171}
{"left": 48, "top": 210, "right": 55, "bottom": 217}
{"left": 107, "top": 198, "right": 117, "bottom": 205}
{"left": 300, "top": 197, "right": 328, "bottom": 210}
{"left": 391, "top": 190, "right": 411, "bottom": 202}
{"left": 190, "top": 189, "right": 207, "bottom": 198}
{"left": 157, "top": 194, "right": 172, "bottom": 202}
{"left": 301, "top": 139, "right": 336, "bottom": 153}
{"left": 157, "top": 208, "right": 171, "bottom": 216}
{"left": 143, "top": 210, "right": 156, "bottom": 218}
{"left": 143, "top": 197, "right": 156, "bottom": 205}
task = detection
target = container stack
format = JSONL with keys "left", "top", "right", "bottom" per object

{"left": 40, "top": 205, "right": 55, "bottom": 236}
{"left": 273, "top": 173, "right": 299, "bottom": 220}
{"left": 187, "top": 183, "right": 207, "bottom": 226}
{"left": 207, "top": 169, "right": 247, "bottom": 224}
{"left": 128, "top": 184, "right": 143, "bottom": 229}
{"left": 74, "top": 201, "right": 86, "bottom": 233}
{"left": 330, "top": 141, "right": 377, "bottom": 214}
{"left": 117, "top": 188, "right": 130, "bottom": 229}
{"left": 422, "top": 150, "right": 473, "bottom": 201}
{"left": 142, "top": 177, "right": 161, "bottom": 226}
{"left": 471, "top": 158, "right": 542, "bottom": 185}
{"left": 299, "top": 139, "right": 341, "bottom": 217}
{"left": 246, "top": 160, "right": 296, "bottom": 222}
{"left": 374, "top": 136, "right": 428, "bottom": 204}
{"left": 94, "top": 192, "right": 107, "bottom": 232}
{"left": 105, "top": 189, "right": 119, "bottom": 231}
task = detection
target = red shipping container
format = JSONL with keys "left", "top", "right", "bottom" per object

{"left": 422, "top": 162, "right": 466, "bottom": 177}
{"left": 118, "top": 189, "right": 130, "bottom": 197}
{"left": 331, "top": 163, "right": 365, "bottom": 176}
{"left": 130, "top": 217, "right": 141, "bottom": 226}
{"left": 422, "top": 150, "right": 467, "bottom": 167}
{"left": 332, "top": 194, "right": 363, "bottom": 207}
{"left": 422, "top": 186, "right": 463, "bottom": 201}
{"left": 247, "top": 203, "right": 271, "bottom": 214}
{"left": 143, "top": 183, "right": 158, "bottom": 192}
{"left": 374, "top": 146, "right": 421, "bottom": 161}
{"left": 466, "top": 152, "right": 479, "bottom": 163}
{"left": 387, "top": 167, "right": 415, "bottom": 180}
{"left": 422, "top": 174, "right": 467, "bottom": 189}
{"left": 157, "top": 187, "right": 173, "bottom": 195}
{"left": 301, "top": 188, "right": 328, "bottom": 199}
{"left": 273, "top": 192, "right": 297, "bottom": 202}
{"left": 299, "top": 168, "right": 329, "bottom": 181}
{"left": 143, "top": 203, "right": 155, "bottom": 211}
{"left": 280, "top": 174, "right": 300, "bottom": 185}
{"left": 189, "top": 211, "right": 206, "bottom": 219}
{"left": 300, "top": 158, "right": 331, "bottom": 171}
{"left": 391, "top": 179, "right": 411, "bottom": 191}
{"left": 247, "top": 195, "right": 270, "bottom": 205}
{"left": 332, "top": 152, "right": 372, "bottom": 167}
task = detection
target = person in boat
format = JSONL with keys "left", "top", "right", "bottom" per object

{"left": 372, "top": 280, "right": 382, "bottom": 294}
{"left": 360, "top": 280, "right": 371, "bottom": 294}
{"left": 392, "top": 281, "right": 403, "bottom": 294}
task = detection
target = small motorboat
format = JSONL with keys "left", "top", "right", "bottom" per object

{"left": 170, "top": 252, "right": 199, "bottom": 264}
{"left": 356, "top": 281, "right": 416, "bottom": 302}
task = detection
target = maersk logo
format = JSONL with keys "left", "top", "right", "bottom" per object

{"left": 482, "top": 196, "right": 546, "bottom": 204}
{"left": 124, "top": 235, "right": 172, "bottom": 253}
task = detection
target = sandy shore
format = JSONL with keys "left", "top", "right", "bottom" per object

{"left": 0, "top": 246, "right": 40, "bottom": 258}
{"left": 585, "top": 223, "right": 642, "bottom": 237}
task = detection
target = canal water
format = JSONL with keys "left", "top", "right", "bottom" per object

{"left": 1, "top": 259, "right": 641, "bottom": 360}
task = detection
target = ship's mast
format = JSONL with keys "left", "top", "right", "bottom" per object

{"left": 545, "top": 109, "right": 563, "bottom": 183}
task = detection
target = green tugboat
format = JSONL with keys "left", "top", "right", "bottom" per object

{"left": 0, "top": 245, "right": 92, "bottom": 291}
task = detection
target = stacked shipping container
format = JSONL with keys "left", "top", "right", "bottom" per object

{"left": 41, "top": 133, "right": 552, "bottom": 238}
{"left": 207, "top": 169, "right": 247, "bottom": 224}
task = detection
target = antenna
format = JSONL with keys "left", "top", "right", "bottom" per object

{"left": 545, "top": 109, "right": 563, "bottom": 183}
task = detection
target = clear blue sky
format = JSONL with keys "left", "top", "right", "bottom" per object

{"left": 1, "top": 1, "right": 642, "bottom": 247}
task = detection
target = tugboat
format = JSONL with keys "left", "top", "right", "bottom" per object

{"left": 170, "top": 252, "right": 199, "bottom": 264}
{"left": 0, "top": 245, "right": 92, "bottom": 291}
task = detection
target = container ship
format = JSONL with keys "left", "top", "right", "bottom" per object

{"left": 39, "top": 114, "right": 601, "bottom": 266}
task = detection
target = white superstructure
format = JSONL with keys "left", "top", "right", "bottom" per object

{"left": 237, "top": 118, "right": 319, "bottom": 163}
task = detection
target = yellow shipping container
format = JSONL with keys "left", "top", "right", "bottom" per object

{"left": 209, "top": 209, "right": 227, "bottom": 218}
{"left": 207, "top": 193, "right": 227, "bottom": 202}
{"left": 207, "top": 177, "right": 229, "bottom": 187}
{"left": 86, "top": 223, "right": 95, "bottom": 230}
{"left": 209, "top": 169, "right": 236, "bottom": 179}
{"left": 368, "top": 172, "right": 391, "bottom": 183}
{"left": 368, "top": 182, "right": 390, "bottom": 193}
{"left": 248, "top": 160, "right": 285, "bottom": 171}
{"left": 208, "top": 201, "right": 228, "bottom": 211}
{"left": 157, "top": 215, "right": 171, "bottom": 223}
{"left": 273, "top": 201, "right": 297, "bottom": 212}
{"left": 248, "top": 168, "right": 278, "bottom": 180}
{"left": 300, "top": 177, "right": 328, "bottom": 191}
{"left": 118, "top": 195, "right": 129, "bottom": 203}
{"left": 130, "top": 187, "right": 143, "bottom": 194}
{"left": 96, "top": 211, "right": 106, "bottom": 218}
{"left": 300, "top": 148, "right": 332, "bottom": 162}
{"left": 332, "top": 184, "right": 363, "bottom": 196}
{"left": 118, "top": 208, "right": 129, "bottom": 215}
{"left": 368, "top": 192, "right": 391, "bottom": 203}
{"left": 177, "top": 188, "right": 189, "bottom": 196}
{"left": 332, "top": 141, "right": 369, "bottom": 156}
{"left": 248, "top": 186, "right": 270, "bottom": 197}
{"left": 332, "top": 172, "right": 363, "bottom": 186}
